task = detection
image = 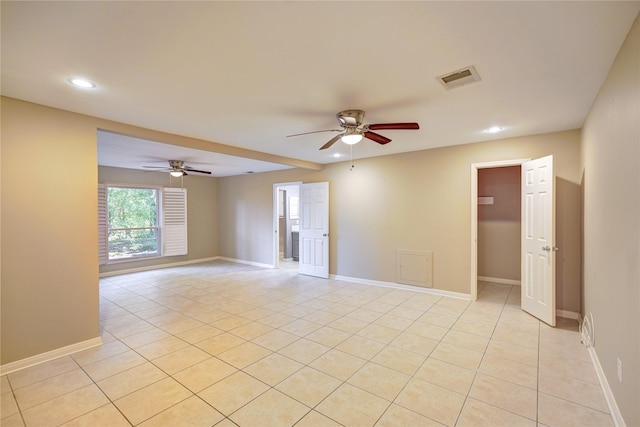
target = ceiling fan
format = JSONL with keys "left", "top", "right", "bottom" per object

{"left": 287, "top": 109, "right": 420, "bottom": 150}
{"left": 143, "top": 160, "right": 212, "bottom": 176}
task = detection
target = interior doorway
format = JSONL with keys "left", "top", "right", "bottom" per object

{"left": 470, "top": 159, "right": 529, "bottom": 301}
{"left": 273, "top": 182, "right": 302, "bottom": 270}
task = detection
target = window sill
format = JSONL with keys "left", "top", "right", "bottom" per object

{"left": 106, "top": 254, "right": 162, "bottom": 265}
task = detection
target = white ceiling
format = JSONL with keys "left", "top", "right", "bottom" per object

{"left": 2, "top": 1, "right": 639, "bottom": 177}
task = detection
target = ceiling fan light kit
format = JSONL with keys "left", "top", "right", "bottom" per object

{"left": 341, "top": 128, "right": 363, "bottom": 145}
{"left": 287, "top": 109, "right": 419, "bottom": 150}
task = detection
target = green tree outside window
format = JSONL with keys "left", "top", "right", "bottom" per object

{"left": 107, "top": 187, "right": 159, "bottom": 259}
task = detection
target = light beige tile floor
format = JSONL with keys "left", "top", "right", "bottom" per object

{"left": 0, "top": 261, "right": 613, "bottom": 426}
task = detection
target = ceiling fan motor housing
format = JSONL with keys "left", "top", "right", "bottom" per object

{"left": 336, "top": 109, "right": 365, "bottom": 128}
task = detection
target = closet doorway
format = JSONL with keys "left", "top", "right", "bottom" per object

{"left": 470, "top": 159, "right": 528, "bottom": 301}
{"left": 477, "top": 166, "right": 522, "bottom": 284}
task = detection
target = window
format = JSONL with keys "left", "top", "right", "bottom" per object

{"left": 98, "top": 185, "right": 187, "bottom": 264}
{"left": 107, "top": 186, "right": 159, "bottom": 260}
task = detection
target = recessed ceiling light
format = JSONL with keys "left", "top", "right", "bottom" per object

{"left": 483, "top": 126, "right": 504, "bottom": 134}
{"left": 69, "top": 78, "right": 96, "bottom": 88}
{"left": 333, "top": 153, "right": 342, "bottom": 158}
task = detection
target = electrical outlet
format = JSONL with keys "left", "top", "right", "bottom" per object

{"left": 617, "top": 358, "right": 623, "bottom": 383}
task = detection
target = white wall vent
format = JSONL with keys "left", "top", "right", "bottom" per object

{"left": 438, "top": 65, "right": 481, "bottom": 90}
{"left": 396, "top": 249, "right": 433, "bottom": 288}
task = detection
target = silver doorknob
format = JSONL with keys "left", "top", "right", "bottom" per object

{"left": 542, "top": 246, "right": 559, "bottom": 252}
{"left": 323, "top": 233, "right": 329, "bottom": 237}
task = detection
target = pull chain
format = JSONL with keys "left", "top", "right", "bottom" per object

{"left": 350, "top": 144, "right": 355, "bottom": 171}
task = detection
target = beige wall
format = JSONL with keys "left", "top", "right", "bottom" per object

{"left": 477, "top": 166, "right": 521, "bottom": 281}
{"left": 555, "top": 177, "right": 582, "bottom": 314}
{"left": 98, "top": 166, "right": 219, "bottom": 274}
{"left": 219, "top": 130, "right": 582, "bottom": 298}
{"left": 1, "top": 98, "right": 100, "bottom": 364}
{"left": 581, "top": 13, "right": 639, "bottom": 426}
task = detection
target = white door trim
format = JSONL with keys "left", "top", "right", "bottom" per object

{"left": 273, "top": 181, "right": 303, "bottom": 268}
{"left": 470, "top": 159, "right": 530, "bottom": 301}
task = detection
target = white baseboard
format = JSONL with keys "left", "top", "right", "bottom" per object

{"left": 99, "top": 257, "right": 219, "bottom": 277}
{"left": 0, "top": 337, "right": 103, "bottom": 376}
{"left": 331, "top": 274, "right": 471, "bottom": 300}
{"left": 478, "top": 276, "right": 521, "bottom": 286}
{"left": 588, "top": 346, "right": 626, "bottom": 427}
{"left": 556, "top": 309, "right": 581, "bottom": 320}
{"left": 218, "top": 258, "right": 471, "bottom": 299}
{"left": 215, "top": 256, "right": 275, "bottom": 269}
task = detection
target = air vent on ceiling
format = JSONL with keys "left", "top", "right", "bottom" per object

{"left": 438, "top": 65, "right": 481, "bottom": 90}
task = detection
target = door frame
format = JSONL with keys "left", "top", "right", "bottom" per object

{"left": 273, "top": 181, "right": 303, "bottom": 268}
{"left": 470, "top": 159, "right": 530, "bottom": 301}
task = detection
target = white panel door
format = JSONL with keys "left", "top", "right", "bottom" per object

{"left": 521, "top": 155, "right": 556, "bottom": 326}
{"left": 299, "top": 182, "right": 329, "bottom": 278}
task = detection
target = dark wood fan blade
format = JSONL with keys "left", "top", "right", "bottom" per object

{"left": 320, "top": 134, "right": 342, "bottom": 150}
{"left": 364, "top": 131, "right": 392, "bottom": 145}
{"left": 183, "top": 168, "right": 212, "bottom": 174}
{"left": 368, "top": 122, "right": 420, "bottom": 130}
{"left": 287, "top": 129, "right": 342, "bottom": 137}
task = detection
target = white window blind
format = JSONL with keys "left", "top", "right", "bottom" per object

{"left": 98, "top": 184, "right": 108, "bottom": 265}
{"left": 162, "top": 187, "right": 188, "bottom": 256}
